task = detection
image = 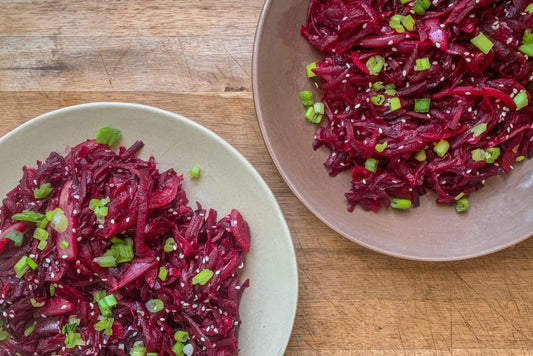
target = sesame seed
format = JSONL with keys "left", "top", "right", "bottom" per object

{"left": 388, "top": 40, "right": 394, "bottom": 45}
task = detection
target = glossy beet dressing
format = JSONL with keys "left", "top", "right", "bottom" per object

{"left": 0, "top": 138, "right": 249, "bottom": 355}
{"left": 302, "top": 0, "right": 533, "bottom": 211}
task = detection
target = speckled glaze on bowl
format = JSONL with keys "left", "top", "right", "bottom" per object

{"left": 0, "top": 102, "right": 298, "bottom": 355}
{"left": 252, "top": 0, "right": 533, "bottom": 261}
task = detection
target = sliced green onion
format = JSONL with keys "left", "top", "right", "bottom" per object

{"left": 299, "top": 90, "right": 314, "bottom": 106}
{"left": 46, "top": 208, "right": 68, "bottom": 233}
{"left": 433, "top": 139, "right": 450, "bottom": 157}
{"left": 164, "top": 237, "right": 176, "bottom": 253}
{"left": 11, "top": 210, "right": 46, "bottom": 223}
{"left": 390, "top": 198, "right": 412, "bottom": 209}
{"left": 145, "top": 299, "right": 165, "bottom": 313}
{"left": 111, "top": 243, "right": 134, "bottom": 263}
{"left": 415, "top": 57, "right": 431, "bottom": 71}
{"left": 470, "top": 32, "right": 494, "bottom": 54}
{"left": 27, "top": 257, "right": 37, "bottom": 270}
{"left": 414, "top": 98, "right": 431, "bottom": 113}
{"left": 311, "top": 114, "right": 323, "bottom": 124}
{"left": 110, "top": 236, "right": 128, "bottom": 245}
{"left": 313, "top": 102, "right": 325, "bottom": 115}
{"left": 94, "top": 255, "right": 117, "bottom": 268}
{"left": 523, "top": 29, "right": 533, "bottom": 44}
{"left": 98, "top": 294, "right": 118, "bottom": 310}
{"left": 96, "top": 127, "right": 122, "bottom": 147}
{"left": 158, "top": 266, "right": 169, "bottom": 281}
{"left": 192, "top": 269, "right": 214, "bottom": 286}
{"left": 519, "top": 43, "right": 533, "bottom": 56}
{"left": 14, "top": 256, "right": 36, "bottom": 278}
{"left": 59, "top": 240, "right": 69, "bottom": 250}
{"left": 485, "top": 147, "right": 501, "bottom": 163}
{"left": 372, "top": 82, "right": 385, "bottom": 91}
{"left": 147, "top": 353, "right": 158, "bottom": 356}
{"left": 0, "top": 330, "right": 9, "bottom": 341}
{"left": 526, "top": 4, "right": 533, "bottom": 13}
{"left": 188, "top": 166, "right": 201, "bottom": 178}
{"left": 371, "top": 95, "right": 385, "bottom": 106}
{"left": 375, "top": 141, "right": 388, "bottom": 153}
{"left": 414, "top": 149, "right": 426, "bottom": 162}
{"left": 306, "top": 62, "right": 317, "bottom": 78}
{"left": 174, "top": 330, "right": 189, "bottom": 343}
{"left": 6, "top": 231, "right": 24, "bottom": 247}
{"left": 389, "top": 14, "right": 405, "bottom": 33}
{"left": 24, "top": 322, "right": 36, "bottom": 337}
{"left": 454, "top": 192, "right": 465, "bottom": 201}
{"left": 400, "top": 0, "right": 412, "bottom": 3}
{"left": 412, "top": 0, "right": 431, "bottom": 15}
{"left": 471, "top": 148, "right": 485, "bottom": 161}
{"left": 401, "top": 15, "right": 415, "bottom": 31}
{"left": 34, "top": 183, "right": 53, "bottom": 199}
{"left": 514, "top": 90, "right": 529, "bottom": 111}
{"left": 365, "top": 158, "right": 379, "bottom": 173}
{"left": 455, "top": 198, "right": 470, "bottom": 213}
{"left": 471, "top": 123, "right": 488, "bottom": 137}
{"left": 33, "top": 227, "right": 49, "bottom": 241}
{"left": 366, "top": 55, "right": 385, "bottom": 76}
{"left": 37, "top": 239, "right": 48, "bottom": 250}
{"left": 388, "top": 97, "right": 402, "bottom": 112}
{"left": 130, "top": 341, "right": 147, "bottom": 356}
{"left": 50, "top": 283, "right": 56, "bottom": 296}
{"left": 305, "top": 106, "right": 315, "bottom": 121}
{"left": 384, "top": 86, "right": 397, "bottom": 96}
{"left": 172, "top": 342, "right": 185, "bottom": 356}
{"left": 64, "top": 332, "right": 85, "bottom": 349}
{"left": 30, "top": 298, "right": 45, "bottom": 307}
{"left": 94, "top": 317, "right": 114, "bottom": 336}
{"left": 516, "top": 155, "right": 526, "bottom": 162}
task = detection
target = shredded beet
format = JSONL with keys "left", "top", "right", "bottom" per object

{"left": 301, "top": 0, "right": 533, "bottom": 211}
{"left": 0, "top": 136, "right": 249, "bottom": 355}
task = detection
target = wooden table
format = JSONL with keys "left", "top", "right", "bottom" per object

{"left": 2, "top": 1, "right": 533, "bottom": 355}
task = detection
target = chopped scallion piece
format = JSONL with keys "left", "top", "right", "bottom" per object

{"left": 0, "top": 330, "right": 9, "bottom": 341}
{"left": 471, "top": 148, "right": 485, "bottom": 161}
{"left": 390, "top": 198, "right": 412, "bottom": 209}
{"left": 130, "top": 341, "right": 147, "bottom": 356}
{"left": 30, "top": 298, "right": 45, "bottom": 307}
{"left": 172, "top": 342, "right": 185, "bottom": 356}
{"left": 96, "top": 127, "right": 122, "bottom": 147}
{"left": 454, "top": 192, "right": 465, "bottom": 201}
{"left": 33, "top": 227, "right": 48, "bottom": 241}
{"left": 526, "top": 4, "right": 533, "bottom": 13}
{"left": 513, "top": 90, "right": 529, "bottom": 111}
{"left": 401, "top": 15, "right": 415, "bottom": 31}
{"left": 11, "top": 210, "right": 46, "bottom": 223}
{"left": 433, "top": 139, "right": 450, "bottom": 157}
{"left": 188, "top": 166, "right": 201, "bottom": 178}
{"left": 59, "top": 240, "right": 69, "bottom": 250}
{"left": 305, "top": 106, "right": 315, "bottom": 121}
{"left": 313, "top": 102, "right": 325, "bottom": 115}
{"left": 471, "top": 123, "right": 488, "bottom": 137}
{"left": 98, "top": 294, "right": 118, "bottom": 310}
{"left": 516, "top": 155, "right": 526, "bottom": 162}
{"left": 371, "top": 95, "right": 385, "bottom": 106}
{"left": 414, "top": 98, "right": 431, "bottom": 113}
{"left": 412, "top": 0, "right": 431, "bottom": 15}
{"left": 94, "top": 317, "right": 114, "bottom": 336}
{"left": 400, "top": 0, "right": 411, "bottom": 3}
{"left": 27, "top": 257, "right": 37, "bottom": 270}
{"left": 389, "top": 14, "right": 405, "bottom": 33}
{"left": 414, "top": 149, "right": 426, "bottom": 162}
{"left": 519, "top": 43, "right": 533, "bottom": 56}
{"left": 94, "top": 255, "right": 117, "bottom": 268}
{"left": 174, "top": 330, "right": 189, "bottom": 343}
{"left": 311, "top": 114, "right": 323, "bottom": 124}
{"left": 485, "top": 147, "right": 501, "bottom": 163}
{"left": 46, "top": 208, "right": 68, "bottom": 233}
{"left": 415, "top": 57, "right": 431, "bottom": 71}
{"left": 14, "top": 256, "right": 32, "bottom": 278}
{"left": 366, "top": 55, "right": 385, "bottom": 76}
{"left": 192, "top": 269, "right": 214, "bottom": 286}
{"left": 111, "top": 243, "right": 134, "bottom": 264}
{"left": 37, "top": 239, "right": 48, "bottom": 250}
{"left": 24, "top": 322, "right": 36, "bottom": 337}
{"left": 524, "top": 29, "right": 533, "bottom": 44}
{"left": 375, "top": 141, "right": 388, "bottom": 153}
{"left": 306, "top": 62, "right": 317, "bottom": 78}
{"left": 455, "top": 198, "right": 470, "bottom": 213}
{"left": 299, "top": 90, "right": 314, "bottom": 106}
{"left": 50, "top": 284, "right": 56, "bottom": 296}
{"left": 384, "top": 86, "right": 397, "bottom": 96}
{"left": 372, "top": 82, "right": 385, "bottom": 91}
{"left": 164, "top": 237, "right": 176, "bottom": 253}
{"left": 388, "top": 97, "right": 402, "bottom": 112}
{"left": 365, "top": 158, "right": 379, "bottom": 173}
{"left": 34, "top": 183, "right": 53, "bottom": 199}
{"left": 158, "top": 266, "right": 169, "bottom": 281}
{"left": 6, "top": 231, "right": 24, "bottom": 247}
{"left": 145, "top": 299, "right": 165, "bottom": 313}
{"left": 470, "top": 32, "right": 494, "bottom": 54}
{"left": 64, "top": 331, "right": 85, "bottom": 349}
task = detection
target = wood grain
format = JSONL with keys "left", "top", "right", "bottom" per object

{"left": 2, "top": 1, "right": 533, "bottom": 355}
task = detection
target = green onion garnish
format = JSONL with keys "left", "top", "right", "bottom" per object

{"left": 96, "top": 127, "right": 122, "bottom": 147}
{"left": 306, "top": 62, "right": 317, "bottom": 78}
{"left": 390, "top": 198, "right": 412, "bottom": 209}
{"left": 470, "top": 32, "right": 494, "bottom": 55}
{"left": 174, "top": 330, "right": 189, "bottom": 343}
{"left": 516, "top": 155, "right": 526, "bottom": 162}
{"left": 37, "top": 239, "right": 48, "bottom": 250}
{"left": 526, "top": 4, "right": 533, "bottom": 13}
{"left": 305, "top": 106, "right": 315, "bottom": 122}
{"left": 188, "top": 166, "right": 201, "bottom": 178}
{"left": 523, "top": 29, "right": 533, "bottom": 44}
{"left": 484, "top": 147, "right": 501, "bottom": 163}
{"left": 313, "top": 102, "right": 325, "bottom": 115}
{"left": 514, "top": 90, "right": 529, "bottom": 111}
{"left": 433, "top": 139, "right": 450, "bottom": 157}
{"left": 401, "top": 15, "right": 415, "bottom": 31}
{"left": 110, "top": 243, "right": 134, "bottom": 264}
{"left": 454, "top": 192, "right": 465, "bottom": 201}
{"left": 388, "top": 97, "right": 402, "bottom": 112}
{"left": 33, "top": 227, "right": 48, "bottom": 241}
{"left": 471, "top": 148, "right": 485, "bottom": 161}
{"left": 414, "top": 149, "right": 426, "bottom": 162}
{"left": 192, "top": 269, "right": 214, "bottom": 286}
{"left": 471, "top": 123, "right": 488, "bottom": 137}
{"left": 145, "top": 299, "right": 165, "bottom": 313}
{"left": 24, "top": 322, "right": 36, "bottom": 337}
{"left": 89, "top": 197, "right": 110, "bottom": 224}
{"left": 372, "top": 82, "right": 385, "bottom": 91}
{"left": 34, "top": 183, "right": 53, "bottom": 199}
{"left": 30, "top": 298, "right": 45, "bottom": 307}
{"left": 414, "top": 98, "right": 431, "bottom": 113}
{"left": 519, "top": 43, "right": 533, "bottom": 56}
{"left": 400, "top": 0, "right": 411, "bottom": 3}
{"left": 299, "top": 90, "right": 314, "bottom": 106}
{"left": 94, "top": 255, "right": 117, "bottom": 268}
{"left": 164, "top": 237, "right": 176, "bottom": 253}
{"left": 415, "top": 57, "right": 431, "bottom": 71}
{"left": 455, "top": 198, "right": 470, "bottom": 213}
{"left": 46, "top": 208, "right": 68, "bottom": 233}
{"left": 6, "top": 231, "right": 24, "bottom": 247}
{"left": 384, "top": 83, "right": 397, "bottom": 96}
{"left": 0, "top": 330, "right": 10, "bottom": 341}
{"left": 371, "top": 95, "right": 385, "bottom": 106}
{"left": 172, "top": 342, "right": 185, "bottom": 356}
{"left": 158, "top": 266, "right": 169, "bottom": 281}
{"left": 14, "top": 256, "right": 37, "bottom": 278}
{"left": 412, "top": 0, "right": 431, "bottom": 15}
{"left": 94, "top": 317, "right": 114, "bottom": 336}
{"left": 365, "top": 158, "right": 379, "bottom": 173}
{"left": 98, "top": 294, "right": 118, "bottom": 311}
{"left": 50, "top": 283, "right": 56, "bottom": 296}
{"left": 375, "top": 141, "right": 388, "bottom": 153}
{"left": 59, "top": 240, "right": 69, "bottom": 250}
{"left": 366, "top": 55, "right": 385, "bottom": 76}
{"left": 389, "top": 14, "right": 405, "bottom": 33}
{"left": 131, "top": 341, "right": 147, "bottom": 356}
{"left": 11, "top": 210, "right": 46, "bottom": 223}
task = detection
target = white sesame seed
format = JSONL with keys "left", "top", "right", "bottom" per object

{"left": 388, "top": 40, "right": 394, "bottom": 45}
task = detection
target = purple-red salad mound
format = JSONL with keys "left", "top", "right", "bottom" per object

{"left": 302, "top": 0, "right": 533, "bottom": 212}
{"left": 0, "top": 131, "right": 250, "bottom": 355}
